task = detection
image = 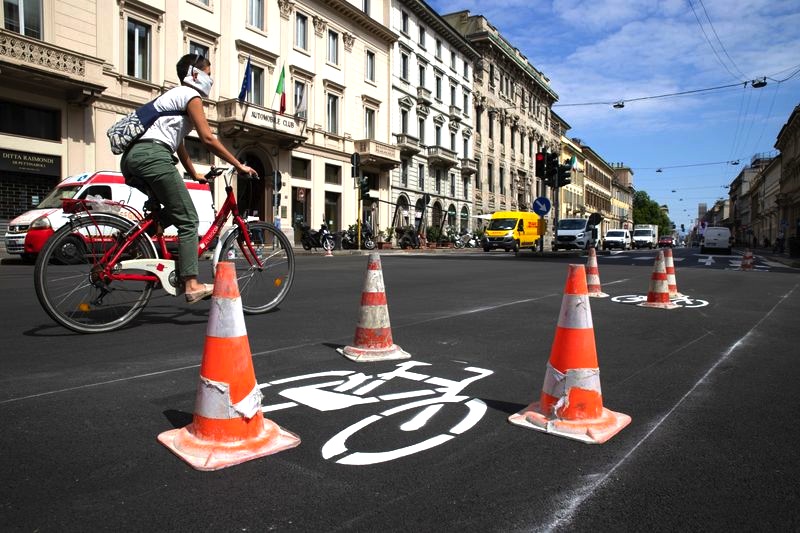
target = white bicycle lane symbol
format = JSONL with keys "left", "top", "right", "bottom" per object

{"left": 610, "top": 294, "right": 710, "bottom": 308}
{"left": 258, "top": 361, "right": 493, "bottom": 465}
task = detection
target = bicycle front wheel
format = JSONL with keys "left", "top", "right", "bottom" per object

{"left": 34, "top": 214, "right": 157, "bottom": 333}
{"left": 217, "top": 222, "right": 294, "bottom": 313}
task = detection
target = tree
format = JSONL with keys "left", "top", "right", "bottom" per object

{"left": 632, "top": 191, "right": 671, "bottom": 235}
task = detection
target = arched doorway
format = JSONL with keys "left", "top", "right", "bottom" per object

{"left": 460, "top": 206, "right": 469, "bottom": 231}
{"left": 236, "top": 150, "right": 270, "bottom": 221}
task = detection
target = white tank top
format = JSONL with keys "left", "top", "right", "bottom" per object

{"left": 139, "top": 86, "right": 200, "bottom": 152}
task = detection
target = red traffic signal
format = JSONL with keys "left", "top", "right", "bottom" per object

{"left": 535, "top": 152, "right": 546, "bottom": 179}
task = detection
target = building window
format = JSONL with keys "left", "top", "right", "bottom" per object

{"left": 418, "top": 163, "right": 425, "bottom": 190}
{"left": 450, "top": 85, "right": 456, "bottom": 106}
{"left": 185, "top": 137, "right": 213, "bottom": 165}
{"left": 401, "top": 11, "right": 409, "bottom": 34}
{"left": 463, "top": 138, "right": 469, "bottom": 158}
{"left": 435, "top": 125, "right": 442, "bottom": 146}
{"left": 400, "top": 52, "right": 409, "bottom": 81}
{"left": 295, "top": 13, "right": 308, "bottom": 49}
{"left": 3, "top": 0, "right": 42, "bottom": 38}
{"left": 189, "top": 42, "right": 208, "bottom": 59}
{"left": 500, "top": 167, "right": 505, "bottom": 195}
{"left": 418, "top": 64, "right": 426, "bottom": 87}
{"left": 400, "top": 109, "right": 408, "bottom": 134}
{"left": 246, "top": 0, "right": 264, "bottom": 30}
{"left": 325, "top": 164, "right": 341, "bottom": 184}
{"left": 463, "top": 175, "right": 469, "bottom": 199}
{"left": 246, "top": 64, "right": 265, "bottom": 106}
{"left": 328, "top": 30, "right": 339, "bottom": 65}
{"left": 488, "top": 162, "right": 494, "bottom": 193}
{"left": 463, "top": 62, "right": 469, "bottom": 79}
{"left": 366, "top": 50, "right": 375, "bottom": 82}
{"left": 450, "top": 132, "right": 456, "bottom": 152}
{"left": 418, "top": 117, "right": 425, "bottom": 143}
{"left": 362, "top": 0, "right": 369, "bottom": 15}
{"left": 435, "top": 39, "right": 442, "bottom": 59}
{"left": 292, "top": 157, "right": 310, "bottom": 180}
{"left": 450, "top": 52, "right": 456, "bottom": 71}
{"left": 418, "top": 26, "right": 426, "bottom": 47}
{"left": 435, "top": 74, "right": 442, "bottom": 100}
{"left": 450, "top": 173, "right": 455, "bottom": 196}
{"left": 500, "top": 123, "right": 505, "bottom": 145}
{"left": 327, "top": 93, "right": 339, "bottom": 134}
{"left": 435, "top": 169, "right": 442, "bottom": 193}
{"left": 475, "top": 108, "right": 481, "bottom": 134}
{"left": 364, "top": 108, "right": 375, "bottom": 139}
{"left": 401, "top": 160, "right": 409, "bottom": 186}
{"left": 294, "top": 80, "right": 307, "bottom": 119}
{"left": 127, "top": 18, "right": 151, "bottom": 80}
{"left": 463, "top": 92, "right": 469, "bottom": 117}
{"left": 489, "top": 64, "right": 495, "bottom": 88}
{"left": 510, "top": 129, "right": 515, "bottom": 151}
{"left": 0, "top": 99, "right": 59, "bottom": 140}
{"left": 488, "top": 115, "right": 493, "bottom": 139}
{"left": 475, "top": 168, "right": 481, "bottom": 190}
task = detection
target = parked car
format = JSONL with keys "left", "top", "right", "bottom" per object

{"left": 657, "top": 235, "right": 675, "bottom": 248}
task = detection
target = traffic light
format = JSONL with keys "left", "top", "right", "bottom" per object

{"left": 545, "top": 152, "right": 558, "bottom": 187}
{"left": 557, "top": 162, "right": 571, "bottom": 187}
{"left": 359, "top": 176, "right": 370, "bottom": 200}
{"left": 535, "top": 152, "right": 546, "bottom": 179}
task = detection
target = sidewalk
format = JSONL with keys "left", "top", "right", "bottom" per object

{"left": 738, "top": 246, "right": 800, "bottom": 269}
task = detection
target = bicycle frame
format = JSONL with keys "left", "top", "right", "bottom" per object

{"left": 75, "top": 170, "right": 265, "bottom": 296}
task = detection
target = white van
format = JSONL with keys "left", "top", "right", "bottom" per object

{"left": 700, "top": 226, "right": 733, "bottom": 254}
{"left": 602, "top": 229, "right": 632, "bottom": 250}
{"left": 4, "top": 171, "right": 214, "bottom": 262}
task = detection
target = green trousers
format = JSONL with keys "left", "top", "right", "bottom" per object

{"left": 121, "top": 142, "right": 200, "bottom": 279}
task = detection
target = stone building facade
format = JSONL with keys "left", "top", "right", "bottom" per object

{"left": 441, "top": 10, "right": 559, "bottom": 219}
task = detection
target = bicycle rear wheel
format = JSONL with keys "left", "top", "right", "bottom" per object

{"left": 217, "top": 221, "right": 294, "bottom": 313}
{"left": 34, "top": 214, "right": 157, "bottom": 333}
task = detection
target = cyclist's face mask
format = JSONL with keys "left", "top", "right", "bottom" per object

{"left": 183, "top": 63, "right": 213, "bottom": 97}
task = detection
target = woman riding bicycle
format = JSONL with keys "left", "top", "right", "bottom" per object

{"left": 121, "top": 53, "right": 257, "bottom": 303}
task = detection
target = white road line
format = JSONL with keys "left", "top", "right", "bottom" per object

{"left": 535, "top": 283, "right": 799, "bottom": 532}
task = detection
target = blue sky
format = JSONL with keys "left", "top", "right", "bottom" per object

{"left": 427, "top": 0, "right": 800, "bottom": 229}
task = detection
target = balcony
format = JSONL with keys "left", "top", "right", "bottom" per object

{"left": 426, "top": 146, "right": 458, "bottom": 168}
{"left": 417, "top": 86, "right": 432, "bottom": 105}
{"left": 217, "top": 99, "right": 307, "bottom": 148}
{"left": 0, "top": 29, "right": 106, "bottom": 104}
{"left": 449, "top": 105, "right": 462, "bottom": 122}
{"left": 395, "top": 133, "right": 421, "bottom": 155}
{"left": 460, "top": 158, "right": 477, "bottom": 175}
{"left": 354, "top": 139, "right": 401, "bottom": 170}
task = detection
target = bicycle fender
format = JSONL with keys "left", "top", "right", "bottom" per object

{"left": 211, "top": 226, "right": 238, "bottom": 270}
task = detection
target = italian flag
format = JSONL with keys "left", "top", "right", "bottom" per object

{"left": 275, "top": 66, "right": 286, "bottom": 114}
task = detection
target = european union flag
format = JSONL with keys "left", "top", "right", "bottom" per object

{"left": 237, "top": 56, "right": 252, "bottom": 103}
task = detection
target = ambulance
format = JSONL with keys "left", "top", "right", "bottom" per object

{"left": 4, "top": 171, "right": 213, "bottom": 262}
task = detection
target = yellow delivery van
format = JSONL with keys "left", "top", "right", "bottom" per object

{"left": 482, "top": 211, "right": 544, "bottom": 253}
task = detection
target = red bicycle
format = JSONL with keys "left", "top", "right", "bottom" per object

{"left": 34, "top": 166, "right": 294, "bottom": 333}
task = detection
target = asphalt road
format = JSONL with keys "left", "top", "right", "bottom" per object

{"left": 1, "top": 248, "right": 799, "bottom": 532}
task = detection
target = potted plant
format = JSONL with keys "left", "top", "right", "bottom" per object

{"left": 377, "top": 227, "right": 393, "bottom": 249}
{"left": 426, "top": 225, "right": 441, "bottom": 247}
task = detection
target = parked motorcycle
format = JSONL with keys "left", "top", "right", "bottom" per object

{"left": 295, "top": 221, "right": 335, "bottom": 251}
{"left": 341, "top": 225, "right": 376, "bottom": 250}
{"left": 397, "top": 227, "right": 421, "bottom": 250}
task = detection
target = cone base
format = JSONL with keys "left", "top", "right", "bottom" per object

{"left": 638, "top": 300, "right": 679, "bottom": 309}
{"left": 588, "top": 291, "right": 609, "bottom": 298}
{"left": 157, "top": 418, "right": 300, "bottom": 471}
{"left": 669, "top": 292, "right": 686, "bottom": 299}
{"left": 337, "top": 344, "right": 411, "bottom": 362}
{"left": 508, "top": 401, "right": 631, "bottom": 444}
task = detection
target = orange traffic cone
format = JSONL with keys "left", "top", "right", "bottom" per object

{"left": 158, "top": 262, "right": 300, "bottom": 470}
{"left": 338, "top": 253, "right": 410, "bottom": 362}
{"left": 739, "top": 249, "right": 754, "bottom": 271}
{"left": 638, "top": 251, "right": 679, "bottom": 309}
{"left": 508, "top": 264, "right": 631, "bottom": 444}
{"left": 662, "top": 247, "right": 684, "bottom": 299}
{"left": 585, "top": 247, "right": 608, "bottom": 298}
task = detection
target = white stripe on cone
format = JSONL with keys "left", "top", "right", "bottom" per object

{"left": 357, "top": 305, "right": 391, "bottom": 329}
{"left": 557, "top": 294, "right": 593, "bottom": 329}
{"left": 207, "top": 296, "right": 247, "bottom": 338}
{"left": 541, "top": 363, "right": 602, "bottom": 400}
{"left": 194, "top": 378, "right": 263, "bottom": 419}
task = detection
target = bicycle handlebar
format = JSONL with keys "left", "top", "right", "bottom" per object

{"left": 204, "top": 165, "right": 260, "bottom": 181}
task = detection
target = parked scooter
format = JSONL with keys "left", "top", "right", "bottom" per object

{"left": 341, "top": 225, "right": 376, "bottom": 250}
{"left": 295, "top": 220, "right": 335, "bottom": 251}
{"left": 397, "top": 227, "right": 421, "bottom": 250}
